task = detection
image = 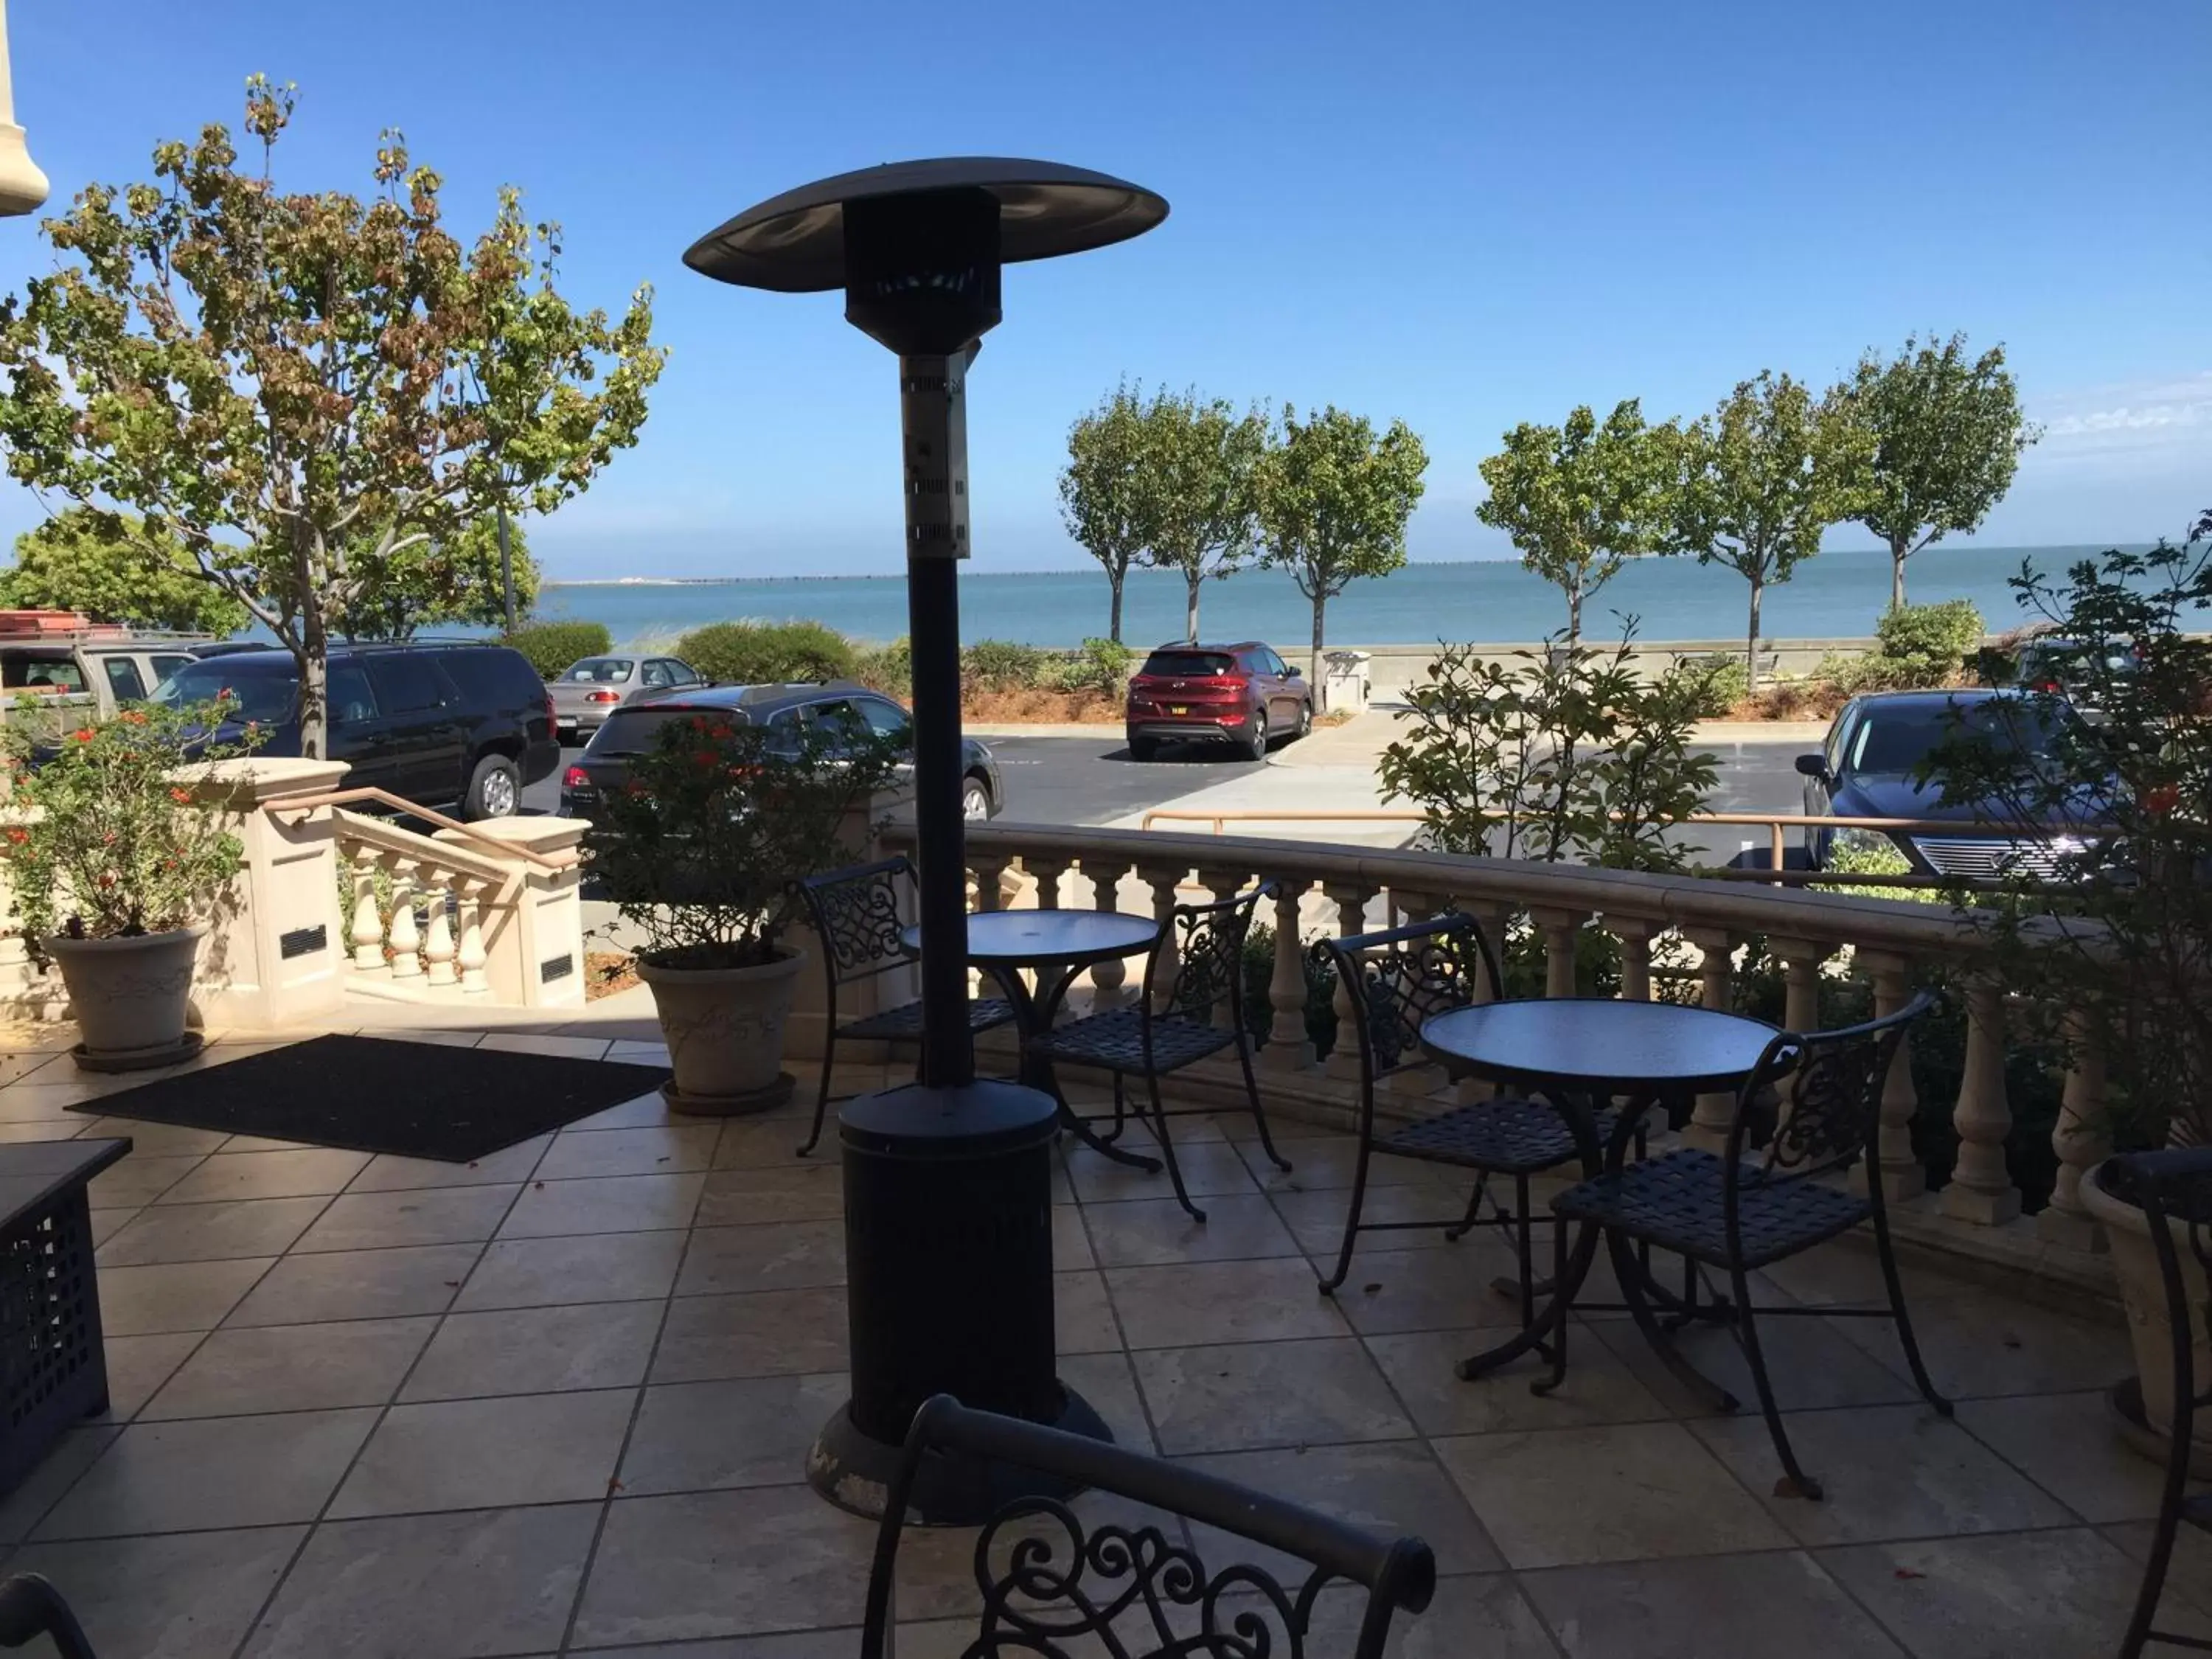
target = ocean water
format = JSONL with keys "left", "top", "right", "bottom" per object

{"left": 533, "top": 543, "right": 2133, "bottom": 650}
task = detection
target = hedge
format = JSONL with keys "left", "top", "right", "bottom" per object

{"left": 674, "top": 619, "right": 856, "bottom": 686}
{"left": 504, "top": 620, "right": 613, "bottom": 681}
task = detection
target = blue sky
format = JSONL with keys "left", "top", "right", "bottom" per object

{"left": 4, "top": 0, "right": 2207, "bottom": 579}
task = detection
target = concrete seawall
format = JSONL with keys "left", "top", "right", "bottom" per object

{"left": 1267, "top": 636, "right": 1882, "bottom": 698}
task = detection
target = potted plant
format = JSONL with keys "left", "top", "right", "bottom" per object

{"left": 587, "top": 708, "right": 903, "bottom": 1114}
{"left": 1923, "top": 510, "right": 2212, "bottom": 1461}
{"left": 0, "top": 696, "right": 259, "bottom": 1070}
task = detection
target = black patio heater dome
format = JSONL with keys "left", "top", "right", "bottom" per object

{"left": 685, "top": 159, "right": 1166, "bottom": 1523}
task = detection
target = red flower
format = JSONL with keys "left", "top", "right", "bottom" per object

{"left": 2, "top": 828, "right": 26, "bottom": 846}
{"left": 169, "top": 787, "right": 192, "bottom": 804}
{"left": 708, "top": 723, "right": 736, "bottom": 740}
{"left": 120, "top": 709, "right": 147, "bottom": 726}
{"left": 70, "top": 729, "right": 92, "bottom": 743}
{"left": 2145, "top": 784, "right": 2182, "bottom": 818}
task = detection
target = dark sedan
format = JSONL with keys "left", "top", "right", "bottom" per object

{"left": 1797, "top": 688, "right": 2101, "bottom": 878}
{"left": 560, "top": 681, "right": 1003, "bottom": 821}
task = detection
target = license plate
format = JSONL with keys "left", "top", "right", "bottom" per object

{"left": 1169, "top": 705, "right": 1187, "bottom": 715}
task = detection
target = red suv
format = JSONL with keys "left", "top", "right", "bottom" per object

{"left": 1124, "top": 641, "right": 1315, "bottom": 761}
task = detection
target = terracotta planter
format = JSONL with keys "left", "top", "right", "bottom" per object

{"left": 2083, "top": 1157, "right": 2212, "bottom": 1464}
{"left": 637, "top": 947, "right": 805, "bottom": 1114}
{"left": 48, "top": 927, "right": 204, "bottom": 1068}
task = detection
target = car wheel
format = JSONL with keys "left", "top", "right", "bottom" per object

{"left": 1245, "top": 708, "right": 1268, "bottom": 760}
{"left": 1295, "top": 698, "right": 1313, "bottom": 740}
{"left": 961, "top": 776, "right": 992, "bottom": 821}
{"left": 1129, "top": 737, "right": 1159, "bottom": 762}
{"left": 464, "top": 754, "right": 521, "bottom": 821}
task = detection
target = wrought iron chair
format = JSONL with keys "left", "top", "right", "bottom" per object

{"left": 2115, "top": 1145, "right": 2212, "bottom": 1659}
{"left": 1548, "top": 992, "right": 1951, "bottom": 1500}
{"left": 1028, "top": 883, "right": 1285, "bottom": 1222}
{"left": 1318, "top": 914, "right": 1615, "bottom": 1318}
{"left": 859, "top": 1394, "right": 1436, "bottom": 1659}
{"left": 793, "top": 856, "right": 1018, "bottom": 1157}
{"left": 0, "top": 1574, "right": 96, "bottom": 1658}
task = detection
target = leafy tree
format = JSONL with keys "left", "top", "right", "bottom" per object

{"left": 339, "top": 516, "right": 540, "bottom": 640}
{"left": 1671, "top": 372, "right": 1872, "bottom": 689}
{"left": 1255, "top": 405, "right": 1429, "bottom": 681}
{"left": 0, "top": 507, "right": 247, "bottom": 634}
{"left": 0, "top": 76, "right": 665, "bottom": 758}
{"left": 1135, "top": 388, "right": 1267, "bottom": 643}
{"left": 1840, "top": 333, "right": 2037, "bottom": 610}
{"left": 1059, "top": 383, "right": 1153, "bottom": 644}
{"left": 1475, "top": 400, "right": 1677, "bottom": 644}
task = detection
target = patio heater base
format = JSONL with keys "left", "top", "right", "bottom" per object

{"left": 809, "top": 1384, "right": 1110, "bottom": 1524}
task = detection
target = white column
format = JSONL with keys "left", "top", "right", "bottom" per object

{"left": 1682, "top": 926, "right": 1736, "bottom": 1151}
{"left": 422, "top": 880, "right": 457, "bottom": 989}
{"left": 2039, "top": 1004, "right": 2109, "bottom": 1250}
{"left": 1322, "top": 879, "right": 1375, "bottom": 1081}
{"left": 1610, "top": 917, "right": 1656, "bottom": 1003}
{"left": 1529, "top": 907, "right": 1581, "bottom": 1000}
{"left": 1026, "top": 855, "right": 1071, "bottom": 911}
{"left": 1137, "top": 863, "right": 1188, "bottom": 1012}
{"left": 1856, "top": 951, "right": 1926, "bottom": 1202}
{"left": 1083, "top": 860, "right": 1133, "bottom": 1015}
{"left": 1259, "top": 877, "right": 1314, "bottom": 1071}
{"left": 350, "top": 866, "right": 385, "bottom": 973}
{"left": 456, "top": 889, "right": 489, "bottom": 995}
{"left": 1196, "top": 865, "right": 1251, "bottom": 1029}
{"left": 386, "top": 870, "right": 422, "bottom": 978}
{"left": 1940, "top": 976, "right": 2022, "bottom": 1225}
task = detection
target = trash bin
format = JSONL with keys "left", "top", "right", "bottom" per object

{"left": 1321, "top": 649, "right": 1371, "bottom": 714}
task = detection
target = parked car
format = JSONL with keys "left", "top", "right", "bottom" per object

{"left": 560, "top": 681, "right": 1002, "bottom": 822}
{"left": 1797, "top": 688, "right": 2103, "bottom": 878}
{"left": 154, "top": 641, "right": 560, "bottom": 819}
{"left": 2006, "top": 636, "right": 2135, "bottom": 726}
{"left": 1124, "top": 641, "right": 1314, "bottom": 761}
{"left": 0, "top": 611, "right": 212, "bottom": 718}
{"left": 549, "top": 654, "right": 709, "bottom": 745}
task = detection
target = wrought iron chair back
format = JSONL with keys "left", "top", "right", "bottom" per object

{"left": 1324, "top": 913, "right": 1506, "bottom": 1084}
{"left": 860, "top": 1395, "right": 1436, "bottom": 1659}
{"left": 0, "top": 1574, "right": 96, "bottom": 1658}
{"left": 1141, "top": 883, "right": 1275, "bottom": 1033}
{"left": 795, "top": 856, "right": 917, "bottom": 989}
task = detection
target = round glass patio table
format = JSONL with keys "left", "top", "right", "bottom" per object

{"left": 902, "top": 910, "right": 1161, "bottom": 1166}
{"left": 1419, "top": 997, "right": 1781, "bottom": 1396}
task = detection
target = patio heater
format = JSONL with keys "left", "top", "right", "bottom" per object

{"left": 684, "top": 160, "right": 1166, "bottom": 1522}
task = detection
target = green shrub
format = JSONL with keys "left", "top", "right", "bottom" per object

{"left": 1040, "top": 636, "right": 1138, "bottom": 697}
{"left": 1872, "top": 599, "right": 1983, "bottom": 686}
{"left": 852, "top": 636, "right": 912, "bottom": 700}
{"left": 1660, "top": 653, "right": 1750, "bottom": 718}
{"left": 504, "top": 620, "right": 613, "bottom": 681}
{"left": 675, "top": 620, "right": 855, "bottom": 686}
{"left": 962, "top": 639, "right": 1047, "bottom": 690}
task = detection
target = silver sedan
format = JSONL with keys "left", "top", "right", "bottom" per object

{"left": 549, "top": 655, "right": 708, "bottom": 743}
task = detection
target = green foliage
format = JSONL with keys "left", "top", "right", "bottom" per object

{"left": 1134, "top": 388, "right": 1269, "bottom": 642}
{"left": 1256, "top": 404, "right": 1429, "bottom": 679}
{"left": 675, "top": 620, "right": 854, "bottom": 687}
{"left": 343, "top": 515, "right": 541, "bottom": 640}
{"left": 1840, "top": 333, "right": 2037, "bottom": 608}
{"left": 961, "top": 639, "right": 1048, "bottom": 691}
{"left": 1660, "top": 652, "right": 1750, "bottom": 718}
{"left": 1814, "top": 838, "right": 1944, "bottom": 903}
{"left": 1379, "top": 626, "right": 1719, "bottom": 871}
{"left": 852, "top": 637, "right": 913, "bottom": 700}
{"left": 0, "top": 696, "right": 263, "bottom": 948}
{"left": 503, "top": 619, "right": 612, "bottom": 680}
{"left": 0, "top": 75, "right": 665, "bottom": 759}
{"left": 0, "top": 507, "right": 248, "bottom": 635}
{"left": 585, "top": 708, "right": 904, "bottom": 969}
{"left": 1670, "top": 372, "right": 1874, "bottom": 689}
{"left": 1060, "top": 383, "right": 1153, "bottom": 643}
{"left": 1475, "top": 400, "right": 1676, "bottom": 644}
{"left": 1874, "top": 599, "right": 1983, "bottom": 681}
{"left": 1043, "top": 637, "right": 1138, "bottom": 697}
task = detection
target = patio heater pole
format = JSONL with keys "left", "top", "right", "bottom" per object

{"left": 684, "top": 161, "right": 1166, "bottom": 1523}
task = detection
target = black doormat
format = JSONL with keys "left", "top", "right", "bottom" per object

{"left": 68, "top": 1034, "right": 672, "bottom": 1163}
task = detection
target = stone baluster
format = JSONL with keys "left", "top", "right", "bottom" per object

{"left": 967, "top": 852, "right": 1009, "bottom": 1003}
{"left": 1322, "top": 879, "right": 1376, "bottom": 1081}
{"left": 422, "top": 879, "right": 458, "bottom": 989}
{"left": 1940, "top": 976, "right": 2022, "bottom": 1225}
{"left": 2039, "top": 1004, "right": 2110, "bottom": 1250}
{"left": 1609, "top": 916, "right": 1657, "bottom": 1002}
{"left": 1137, "top": 863, "right": 1188, "bottom": 1012}
{"left": 1196, "top": 865, "right": 1251, "bottom": 1029}
{"left": 1384, "top": 889, "right": 1450, "bottom": 1098}
{"left": 1772, "top": 938, "right": 1826, "bottom": 1034}
{"left": 1082, "top": 860, "right": 1133, "bottom": 1015}
{"left": 1529, "top": 907, "right": 1582, "bottom": 1000}
{"left": 1026, "top": 855, "right": 1072, "bottom": 911}
{"left": 1682, "top": 926, "right": 1736, "bottom": 1151}
{"left": 455, "top": 887, "right": 489, "bottom": 995}
{"left": 349, "top": 863, "right": 385, "bottom": 973}
{"left": 1450, "top": 900, "right": 1514, "bottom": 1103}
{"left": 386, "top": 868, "right": 422, "bottom": 979}
{"left": 1259, "top": 877, "right": 1313, "bottom": 1073}
{"left": 1855, "top": 951, "right": 1926, "bottom": 1202}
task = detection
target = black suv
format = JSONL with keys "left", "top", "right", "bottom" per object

{"left": 560, "top": 681, "right": 1004, "bottom": 820}
{"left": 156, "top": 641, "right": 560, "bottom": 819}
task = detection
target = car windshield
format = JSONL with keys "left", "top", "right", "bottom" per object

{"left": 564, "top": 658, "right": 634, "bottom": 683}
{"left": 1848, "top": 700, "right": 2070, "bottom": 775}
{"left": 153, "top": 658, "right": 298, "bottom": 725}
{"left": 1140, "top": 651, "right": 1235, "bottom": 678}
{"left": 588, "top": 706, "right": 742, "bottom": 757}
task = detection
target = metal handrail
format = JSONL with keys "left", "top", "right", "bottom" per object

{"left": 270, "top": 787, "right": 568, "bottom": 870}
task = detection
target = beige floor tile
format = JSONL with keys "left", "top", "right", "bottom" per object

{"left": 536, "top": 1123, "right": 723, "bottom": 1180}
{"left": 97, "top": 1332, "right": 204, "bottom": 1421}
{"left": 142, "top": 1317, "right": 436, "bottom": 1420}
{"left": 1690, "top": 1404, "right": 2073, "bottom": 1545}
{"left": 1329, "top": 1244, "right": 1533, "bottom": 1337}
{"left": 329, "top": 1388, "right": 637, "bottom": 1516}
{"left": 1051, "top": 1200, "right": 1093, "bottom": 1268}
{"left": 344, "top": 1134, "right": 554, "bottom": 1192}
{"left": 1366, "top": 1326, "right": 1671, "bottom": 1437}
{"left": 0, "top": 1120, "right": 95, "bottom": 1144}
{"left": 652, "top": 1288, "right": 850, "bottom": 1383}
{"left": 1819, "top": 1527, "right": 2212, "bottom": 1658}
{"left": 243, "top": 1503, "right": 599, "bottom": 1659}
{"left": 1178, "top": 1441, "right": 1503, "bottom": 1576}
{"left": 1831, "top": 1286, "right": 2132, "bottom": 1400}
{"left": 1306, "top": 1573, "right": 1562, "bottom": 1659}
{"left": 1585, "top": 1309, "right": 1921, "bottom": 1417}
{"left": 69, "top": 1116, "right": 234, "bottom": 1157}
{"left": 86, "top": 1205, "right": 138, "bottom": 1245}
{"left": 96, "top": 1195, "right": 330, "bottom": 1266}
{"left": 619, "top": 1374, "right": 847, "bottom": 1495}
{"left": 8, "top": 1526, "right": 308, "bottom": 1659}
{"left": 1521, "top": 1550, "right": 1910, "bottom": 1658}
{"left": 355, "top": 1027, "right": 485, "bottom": 1048}
{"left": 1065, "top": 1138, "right": 1261, "bottom": 1205}
{"left": 712, "top": 1118, "right": 818, "bottom": 1169}
{"left": 477, "top": 1032, "right": 613, "bottom": 1061}
{"left": 675, "top": 1217, "right": 846, "bottom": 1295}
{"left": 2099, "top": 1520, "right": 2212, "bottom": 1618}
{"left": 1107, "top": 1256, "right": 1352, "bottom": 1349}
{"left": 97, "top": 1257, "right": 274, "bottom": 1335}
{"left": 1056, "top": 1269, "right": 1121, "bottom": 1355}
{"left": 0, "top": 1425, "right": 118, "bottom": 1543}
{"left": 456, "top": 1229, "right": 689, "bottom": 1310}
{"left": 1061, "top": 1349, "right": 1157, "bottom": 1453}
{"left": 1134, "top": 1336, "right": 1413, "bottom": 1454}
{"left": 1272, "top": 1180, "right": 1482, "bottom": 1259}
{"left": 498, "top": 1172, "right": 706, "bottom": 1238}
{"left": 571, "top": 1091, "right": 695, "bottom": 1132}
{"left": 295, "top": 1184, "right": 521, "bottom": 1251}
{"left": 1235, "top": 1135, "right": 1455, "bottom": 1193}
{"left": 1436, "top": 1420, "right": 1790, "bottom": 1569}
{"left": 37, "top": 1408, "right": 378, "bottom": 1537}
{"left": 224, "top": 1242, "right": 482, "bottom": 1326}
{"left": 155, "top": 1147, "right": 372, "bottom": 1204}
{"left": 1959, "top": 1389, "right": 2174, "bottom": 1523}
{"left": 88, "top": 1152, "right": 205, "bottom": 1209}
{"left": 400, "top": 1300, "right": 666, "bottom": 1400}
{"left": 1082, "top": 1192, "right": 1301, "bottom": 1267}
{"left": 695, "top": 1162, "right": 846, "bottom": 1227}
{"left": 609, "top": 1040, "right": 673, "bottom": 1065}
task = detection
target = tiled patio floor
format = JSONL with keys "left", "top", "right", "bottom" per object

{"left": 0, "top": 1018, "right": 2207, "bottom": 1658}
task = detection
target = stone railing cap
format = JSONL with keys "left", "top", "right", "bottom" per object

{"left": 437, "top": 817, "right": 588, "bottom": 855}
{"left": 178, "top": 757, "right": 352, "bottom": 803}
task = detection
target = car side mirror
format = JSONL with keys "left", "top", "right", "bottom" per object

{"left": 1284, "top": 664, "right": 1302, "bottom": 678}
{"left": 1793, "top": 753, "right": 1828, "bottom": 779}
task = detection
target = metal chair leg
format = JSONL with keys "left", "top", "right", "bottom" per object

{"left": 1144, "top": 1071, "right": 1206, "bottom": 1223}
{"left": 1872, "top": 1211, "right": 1953, "bottom": 1416}
{"left": 1732, "top": 1259, "right": 1821, "bottom": 1500}
{"left": 1318, "top": 1125, "right": 1374, "bottom": 1296}
{"left": 1100, "top": 1074, "right": 1128, "bottom": 1144}
{"left": 797, "top": 1030, "right": 840, "bottom": 1158}
{"left": 1444, "top": 1175, "right": 1486, "bottom": 1242}
{"left": 1531, "top": 1204, "right": 1570, "bottom": 1397}
{"left": 1514, "top": 1175, "right": 1536, "bottom": 1332}
{"left": 1237, "top": 1037, "right": 1293, "bottom": 1172}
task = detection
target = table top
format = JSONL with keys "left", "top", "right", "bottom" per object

{"left": 901, "top": 909, "right": 1160, "bottom": 967}
{"left": 1419, "top": 998, "right": 1780, "bottom": 1095}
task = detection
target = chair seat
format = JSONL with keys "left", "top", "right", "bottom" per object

{"left": 1552, "top": 1147, "right": 1871, "bottom": 1268}
{"left": 839, "top": 996, "right": 1017, "bottom": 1043}
{"left": 1380, "top": 1097, "right": 1618, "bottom": 1178}
{"left": 1029, "top": 1007, "right": 1234, "bottom": 1074}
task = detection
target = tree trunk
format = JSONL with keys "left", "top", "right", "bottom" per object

{"left": 296, "top": 613, "right": 329, "bottom": 761}
{"left": 1184, "top": 570, "right": 1200, "bottom": 644}
{"left": 1746, "top": 577, "right": 1764, "bottom": 693}
{"left": 1310, "top": 591, "right": 1327, "bottom": 688}
{"left": 497, "top": 503, "right": 518, "bottom": 634}
{"left": 1890, "top": 536, "right": 1908, "bottom": 611}
{"left": 1107, "top": 566, "right": 1125, "bottom": 645}
{"left": 1567, "top": 579, "right": 1583, "bottom": 646}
